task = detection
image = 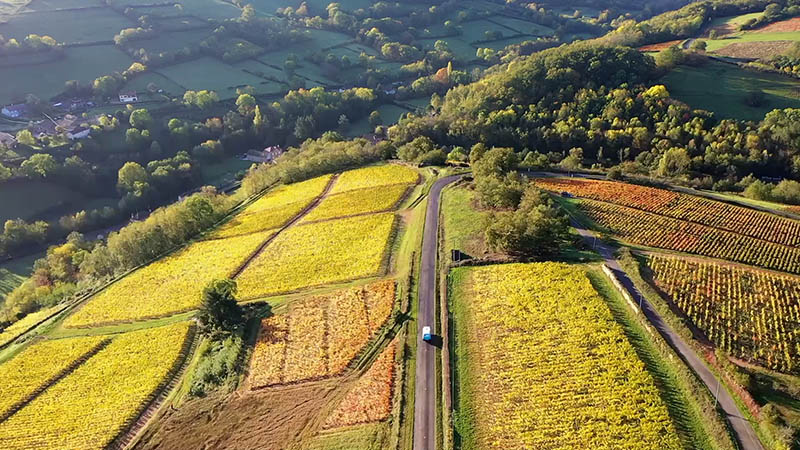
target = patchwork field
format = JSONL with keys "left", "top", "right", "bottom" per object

{"left": 155, "top": 56, "right": 268, "bottom": 98}
{"left": 450, "top": 262, "right": 681, "bottom": 449}
{"left": 64, "top": 229, "right": 274, "bottom": 328}
{"left": 248, "top": 280, "right": 395, "bottom": 388}
{"left": 0, "top": 322, "right": 193, "bottom": 450}
{"left": 646, "top": 255, "right": 800, "bottom": 373}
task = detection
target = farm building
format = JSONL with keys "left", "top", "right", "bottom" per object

{"left": 119, "top": 91, "right": 139, "bottom": 103}
{"left": 245, "top": 146, "right": 284, "bottom": 163}
{"left": 67, "top": 126, "right": 91, "bottom": 140}
{"left": 1, "top": 103, "right": 28, "bottom": 118}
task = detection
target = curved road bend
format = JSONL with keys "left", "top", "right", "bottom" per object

{"left": 571, "top": 220, "right": 764, "bottom": 450}
{"left": 414, "top": 175, "right": 461, "bottom": 450}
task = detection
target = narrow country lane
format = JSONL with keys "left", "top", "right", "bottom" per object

{"left": 414, "top": 175, "right": 461, "bottom": 450}
{"left": 571, "top": 219, "right": 765, "bottom": 450}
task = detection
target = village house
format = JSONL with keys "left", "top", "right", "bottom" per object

{"left": 244, "top": 145, "right": 284, "bottom": 163}
{"left": 119, "top": 91, "right": 139, "bottom": 103}
{"left": 1, "top": 103, "right": 28, "bottom": 119}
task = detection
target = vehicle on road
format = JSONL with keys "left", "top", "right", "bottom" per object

{"left": 422, "top": 326, "right": 432, "bottom": 342}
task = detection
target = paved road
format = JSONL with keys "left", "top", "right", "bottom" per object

{"left": 414, "top": 175, "right": 461, "bottom": 450}
{"left": 572, "top": 220, "right": 764, "bottom": 450}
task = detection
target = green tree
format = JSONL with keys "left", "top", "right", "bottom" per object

{"left": 20, "top": 154, "right": 57, "bottom": 178}
{"left": 657, "top": 147, "right": 691, "bottom": 177}
{"left": 235, "top": 93, "right": 256, "bottom": 116}
{"left": 484, "top": 186, "right": 569, "bottom": 257}
{"left": 117, "top": 161, "right": 149, "bottom": 193}
{"left": 0, "top": 162, "right": 11, "bottom": 182}
{"left": 129, "top": 108, "right": 152, "bottom": 129}
{"left": 16, "top": 129, "right": 35, "bottom": 147}
{"left": 198, "top": 279, "right": 244, "bottom": 334}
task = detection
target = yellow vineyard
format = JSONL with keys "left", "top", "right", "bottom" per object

{"left": 329, "top": 165, "right": 419, "bottom": 194}
{"left": 248, "top": 281, "right": 395, "bottom": 388}
{"left": 302, "top": 184, "right": 410, "bottom": 223}
{"left": 454, "top": 262, "right": 681, "bottom": 449}
{"left": 0, "top": 335, "right": 107, "bottom": 418}
{"left": 0, "top": 322, "right": 193, "bottom": 450}
{"left": 64, "top": 229, "right": 274, "bottom": 328}
{"left": 208, "top": 174, "right": 332, "bottom": 239}
{"left": 236, "top": 213, "right": 396, "bottom": 299}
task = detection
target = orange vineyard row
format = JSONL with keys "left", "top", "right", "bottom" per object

{"left": 323, "top": 338, "right": 397, "bottom": 429}
{"left": 581, "top": 200, "right": 800, "bottom": 274}
{"left": 647, "top": 255, "right": 800, "bottom": 373}
{"left": 535, "top": 177, "right": 800, "bottom": 247}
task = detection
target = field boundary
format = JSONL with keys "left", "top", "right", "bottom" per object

{"left": 0, "top": 337, "right": 112, "bottom": 424}
{"left": 108, "top": 323, "right": 198, "bottom": 450}
{"left": 231, "top": 174, "right": 339, "bottom": 279}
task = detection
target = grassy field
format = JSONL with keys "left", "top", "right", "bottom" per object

{"left": 0, "top": 253, "right": 39, "bottom": 306}
{"left": 132, "top": 29, "right": 213, "bottom": 54}
{"left": 704, "top": 31, "right": 800, "bottom": 52}
{"left": 0, "top": 45, "right": 133, "bottom": 105}
{"left": 0, "top": 179, "right": 93, "bottom": 223}
{"left": 661, "top": 59, "right": 800, "bottom": 121}
{"left": 0, "top": 8, "right": 135, "bottom": 44}
{"left": 440, "top": 184, "right": 487, "bottom": 258}
{"left": 155, "top": 56, "right": 268, "bottom": 98}
{"left": 23, "top": 0, "right": 105, "bottom": 12}
{"left": 707, "top": 12, "right": 764, "bottom": 35}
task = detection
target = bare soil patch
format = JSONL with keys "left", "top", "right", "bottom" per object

{"left": 638, "top": 40, "right": 683, "bottom": 52}
{"left": 135, "top": 382, "right": 338, "bottom": 450}
{"left": 714, "top": 40, "right": 795, "bottom": 59}
{"left": 755, "top": 17, "right": 800, "bottom": 32}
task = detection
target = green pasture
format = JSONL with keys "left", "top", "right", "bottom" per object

{"left": 707, "top": 12, "right": 764, "bottom": 33}
{"left": 460, "top": 19, "right": 512, "bottom": 44}
{"left": 0, "top": 51, "right": 60, "bottom": 68}
{"left": 156, "top": 56, "right": 267, "bottom": 98}
{"left": 232, "top": 59, "right": 287, "bottom": 82}
{"left": 0, "top": 45, "right": 132, "bottom": 104}
{"left": 301, "top": 0, "right": 372, "bottom": 13}
{"left": 123, "top": 72, "right": 186, "bottom": 97}
{"left": 153, "top": 14, "right": 211, "bottom": 31}
{"left": 0, "top": 179, "right": 90, "bottom": 222}
{"left": 23, "top": 0, "right": 104, "bottom": 12}
{"left": 0, "top": 8, "right": 135, "bottom": 44}
{"left": 346, "top": 43, "right": 378, "bottom": 56}
{"left": 489, "top": 16, "right": 555, "bottom": 36}
{"left": 132, "top": 29, "right": 212, "bottom": 54}
{"left": 418, "top": 37, "right": 475, "bottom": 60}
{"left": 200, "top": 156, "right": 251, "bottom": 187}
{"left": 661, "top": 59, "right": 800, "bottom": 121}
{"left": 346, "top": 103, "right": 410, "bottom": 137}
{"left": 480, "top": 35, "right": 537, "bottom": 51}
{"left": 123, "top": 4, "right": 182, "bottom": 16}
{"left": 704, "top": 31, "right": 800, "bottom": 52}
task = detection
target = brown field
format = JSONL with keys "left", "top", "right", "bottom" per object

{"left": 714, "top": 40, "right": 795, "bottom": 59}
{"left": 639, "top": 40, "right": 683, "bottom": 51}
{"left": 135, "top": 382, "right": 338, "bottom": 450}
{"left": 755, "top": 17, "right": 800, "bottom": 32}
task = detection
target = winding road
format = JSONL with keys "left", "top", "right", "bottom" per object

{"left": 413, "top": 175, "right": 460, "bottom": 450}
{"left": 572, "top": 220, "right": 764, "bottom": 450}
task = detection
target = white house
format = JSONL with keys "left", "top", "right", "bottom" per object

{"left": 119, "top": 91, "right": 139, "bottom": 103}
{"left": 244, "top": 145, "right": 284, "bottom": 163}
